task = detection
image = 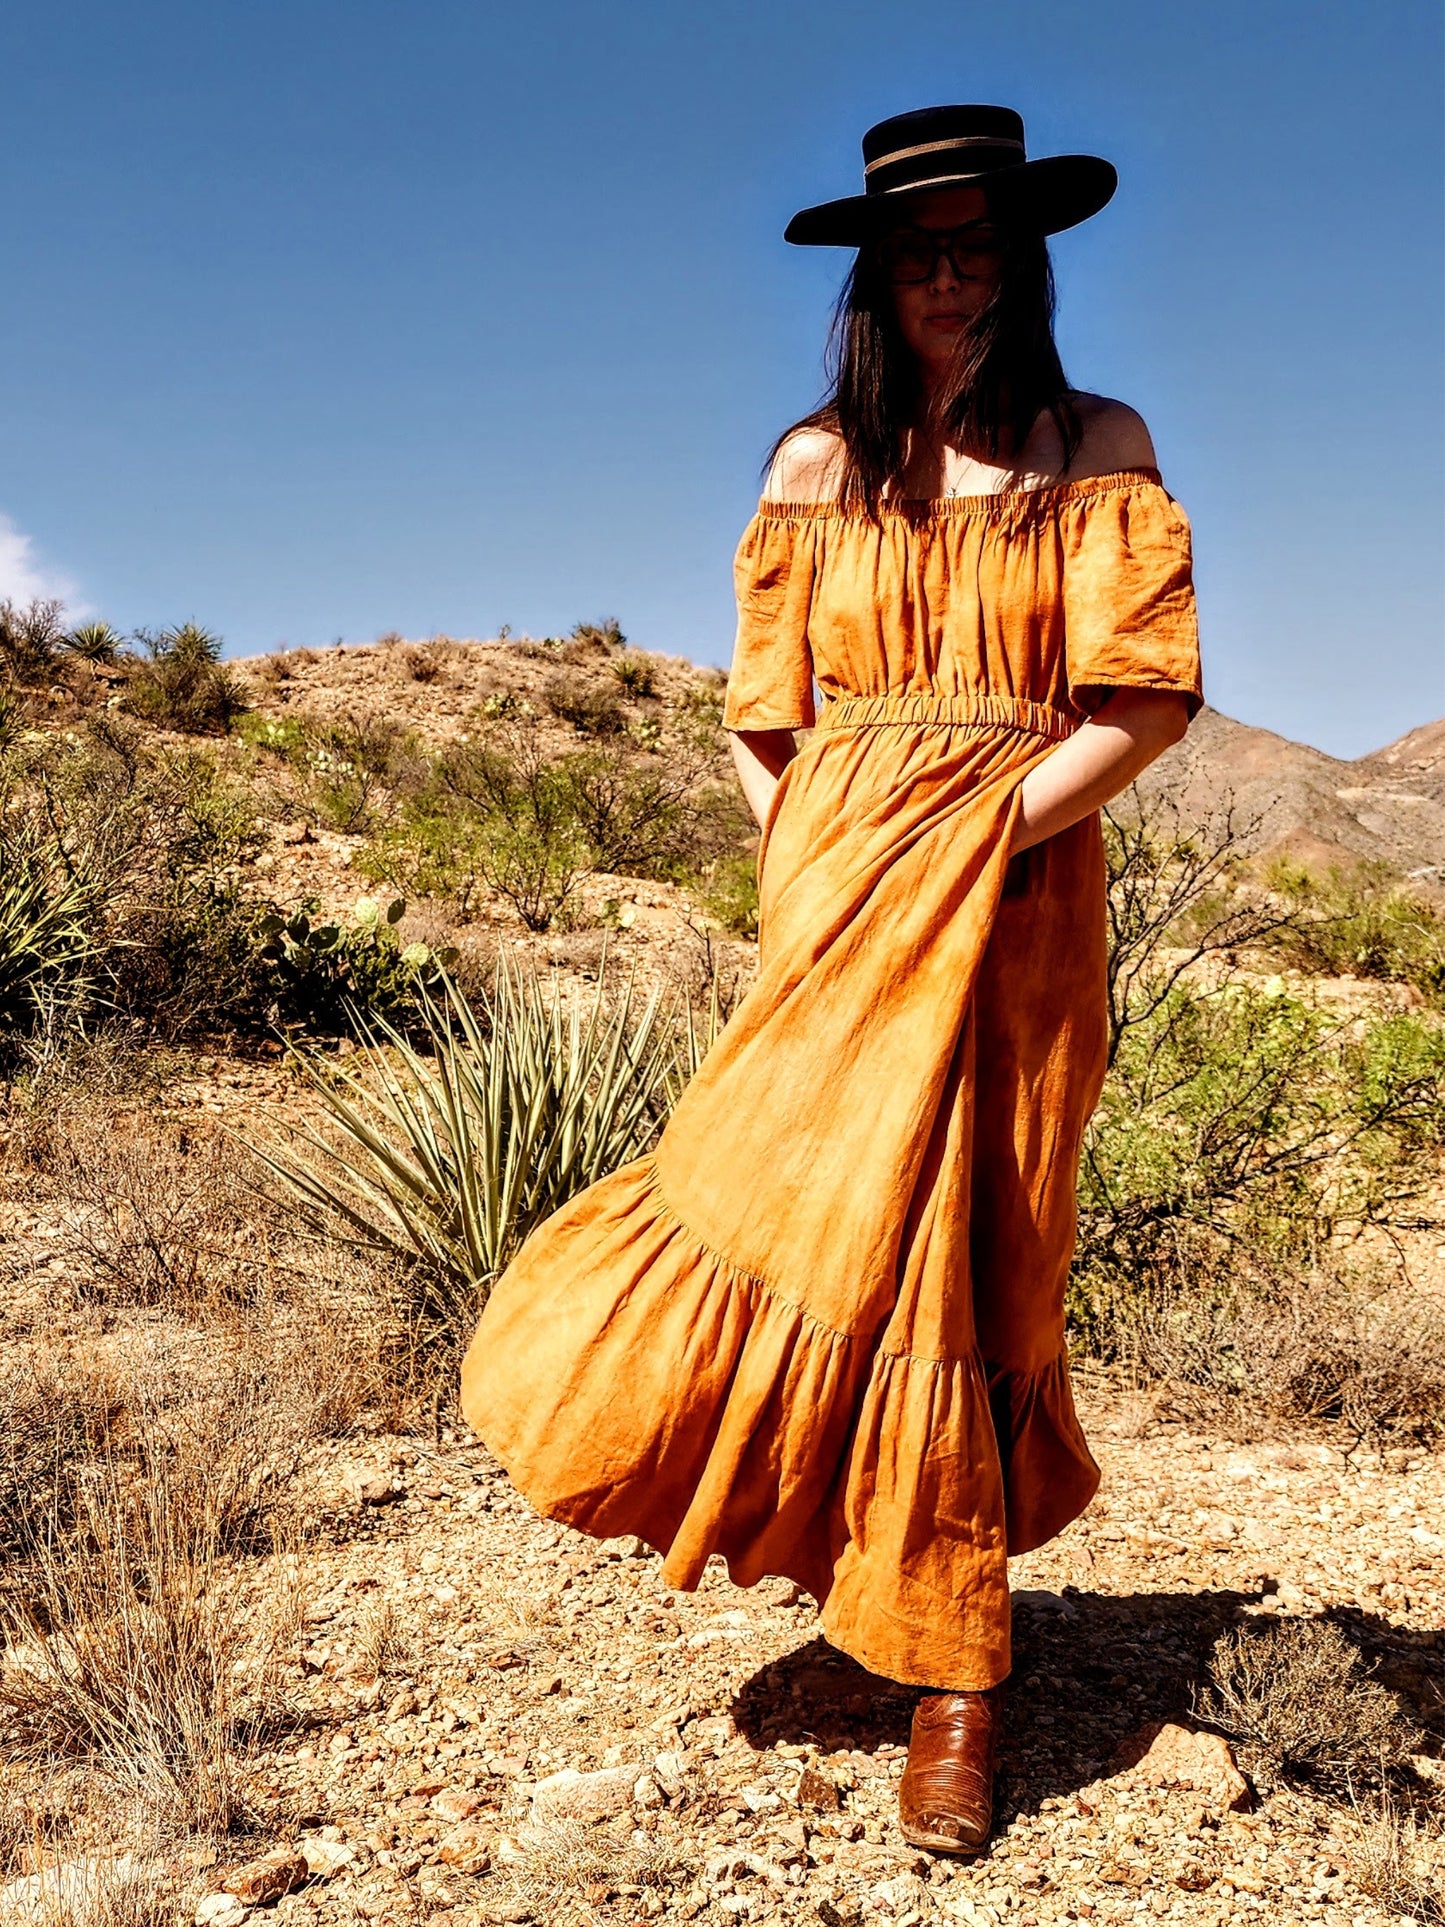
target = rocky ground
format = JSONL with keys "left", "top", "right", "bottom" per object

{"left": 139, "top": 1398, "right": 1445, "bottom": 1927}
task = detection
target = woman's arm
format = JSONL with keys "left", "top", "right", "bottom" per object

{"left": 729, "top": 728, "right": 798, "bottom": 829}
{"left": 1010, "top": 687, "right": 1190, "bottom": 854}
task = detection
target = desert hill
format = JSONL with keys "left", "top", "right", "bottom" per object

{"left": 239, "top": 632, "right": 1444, "bottom": 884}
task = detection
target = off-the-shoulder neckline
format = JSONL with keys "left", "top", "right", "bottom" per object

{"left": 755, "top": 465, "right": 1167, "bottom": 519}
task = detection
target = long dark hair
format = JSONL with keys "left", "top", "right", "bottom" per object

{"left": 770, "top": 209, "right": 1082, "bottom": 516}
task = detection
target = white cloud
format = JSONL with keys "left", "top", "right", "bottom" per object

{"left": 0, "top": 512, "right": 85, "bottom": 614}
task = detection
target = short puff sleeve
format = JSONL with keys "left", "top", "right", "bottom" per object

{"left": 721, "top": 511, "right": 818, "bottom": 732}
{"left": 1061, "top": 482, "right": 1203, "bottom": 720}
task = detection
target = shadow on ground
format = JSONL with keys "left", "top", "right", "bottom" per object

{"left": 731, "top": 1587, "right": 1444, "bottom": 1824}
{"left": 730, "top": 1586, "right": 1263, "bottom": 1819}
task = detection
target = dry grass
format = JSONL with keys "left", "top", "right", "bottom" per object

{"left": 1348, "top": 1793, "right": 1445, "bottom": 1923}
{"left": 0, "top": 1354, "right": 117, "bottom": 1559}
{"left": 1197, "top": 1620, "right": 1423, "bottom": 1794}
{"left": 492, "top": 1814, "right": 685, "bottom": 1924}
{"left": 0, "top": 1855, "right": 183, "bottom": 1926}
{"left": 0, "top": 1444, "right": 295, "bottom": 1838}
{"left": 353, "top": 1596, "right": 410, "bottom": 1682}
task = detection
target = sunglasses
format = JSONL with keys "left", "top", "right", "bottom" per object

{"left": 876, "top": 222, "right": 1004, "bottom": 285}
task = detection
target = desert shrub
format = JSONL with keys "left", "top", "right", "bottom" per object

{"left": 1071, "top": 795, "right": 1445, "bottom": 1351}
{"left": 544, "top": 670, "right": 626, "bottom": 736}
{"left": 354, "top": 1597, "right": 410, "bottom": 1682}
{"left": 1077, "top": 989, "right": 1445, "bottom": 1306}
{"left": 1, "top": 1857, "right": 183, "bottom": 1926}
{"left": 570, "top": 617, "right": 626, "bottom": 650}
{"left": 1109, "top": 1265, "right": 1445, "bottom": 1445}
{"left": 356, "top": 802, "right": 493, "bottom": 919}
{"left": 699, "top": 852, "right": 760, "bottom": 940}
{"left": 255, "top": 960, "right": 688, "bottom": 1362}
{"left": 491, "top": 1815, "right": 681, "bottom": 1924}
{"left": 397, "top": 641, "right": 446, "bottom": 683}
{"left": 0, "top": 819, "right": 102, "bottom": 1035}
{"left": 121, "top": 625, "right": 246, "bottom": 735}
{"left": 1265, "top": 857, "right": 1445, "bottom": 1002}
{"left": 552, "top": 741, "right": 716, "bottom": 878}
{"left": 1197, "top": 1620, "right": 1422, "bottom": 1794}
{"left": 610, "top": 653, "right": 656, "bottom": 697}
{"left": 65, "top": 733, "right": 270, "bottom": 1039}
{"left": 677, "top": 676, "right": 726, "bottom": 733}
{"left": 0, "top": 719, "right": 442, "bottom": 1043}
{"left": 433, "top": 727, "right": 590, "bottom": 931}
{"left": 47, "top": 1115, "right": 269, "bottom": 1312}
{"left": 240, "top": 708, "right": 415, "bottom": 833}
{"left": 0, "top": 597, "right": 66, "bottom": 686}
{"left": 359, "top": 725, "right": 737, "bottom": 927}
{"left": 299, "top": 713, "right": 415, "bottom": 833}
{"left": 0, "top": 1355, "right": 117, "bottom": 1560}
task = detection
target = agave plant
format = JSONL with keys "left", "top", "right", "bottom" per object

{"left": 252, "top": 956, "right": 697, "bottom": 1352}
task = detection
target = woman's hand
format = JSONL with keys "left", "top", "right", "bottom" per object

{"left": 1010, "top": 688, "right": 1191, "bottom": 855}
{"left": 728, "top": 727, "right": 799, "bottom": 830}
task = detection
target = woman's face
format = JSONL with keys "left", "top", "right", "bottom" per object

{"left": 877, "top": 185, "right": 1003, "bottom": 377}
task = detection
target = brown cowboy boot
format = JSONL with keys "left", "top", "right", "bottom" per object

{"left": 897, "top": 1684, "right": 1005, "bottom": 1854}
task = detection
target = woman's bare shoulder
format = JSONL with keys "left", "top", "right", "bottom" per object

{"left": 763, "top": 426, "right": 846, "bottom": 503}
{"left": 1061, "top": 392, "right": 1158, "bottom": 479}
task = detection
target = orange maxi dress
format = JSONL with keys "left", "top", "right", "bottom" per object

{"left": 460, "top": 466, "right": 1202, "bottom": 1691}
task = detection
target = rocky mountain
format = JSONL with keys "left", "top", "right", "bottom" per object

{"left": 1143, "top": 707, "right": 1445, "bottom": 884}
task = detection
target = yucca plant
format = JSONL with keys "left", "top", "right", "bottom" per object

{"left": 0, "top": 827, "right": 101, "bottom": 1031}
{"left": 60, "top": 618, "right": 124, "bottom": 664}
{"left": 252, "top": 956, "right": 695, "bottom": 1357}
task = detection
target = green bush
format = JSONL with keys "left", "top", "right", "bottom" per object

{"left": 122, "top": 624, "right": 247, "bottom": 735}
{"left": 356, "top": 724, "right": 742, "bottom": 928}
{"left": 1076, "top": 984, "right": 1445, "bottom": 1315}
{"left": 256, "top": 895, "right": 456, "bottom": 1036}
{"left": 299, "top": 714, "right": 414, "bottom": 833}
{"left": 1265, "top": 858, "right": 1445, "bottom": 1002}
{"left": 610, "top": 654, "right": 657, "bottom": 697}
{"left": 544, "top": 670, "right": 627, "bottom": 736}
{"left": 1071, "top": 794, "right": 1445, "bottom": 1357}
{"left": 357, "top": 802, "right": 493, "bottom": 919}
{"left": 699, "top": 852, "right": 760, "bottom": 940}
{"left": 570, "top": 617, "right": 626, "bottom": 650}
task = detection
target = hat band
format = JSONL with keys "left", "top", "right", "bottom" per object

{"left": 863, "top": 134, "right": 1025, "bottom": 177}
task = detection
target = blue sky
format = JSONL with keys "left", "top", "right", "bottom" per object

{"left": 1, "top": 0, "right": 1440, "bottom": 758}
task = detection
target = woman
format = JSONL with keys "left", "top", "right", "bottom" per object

{"left": 461, "top": 103, "right": 1202, "bottom": 1857}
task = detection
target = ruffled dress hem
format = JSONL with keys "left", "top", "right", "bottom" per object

{"left": 459, "top": 1153, "right": 1099, "bottom": 1692}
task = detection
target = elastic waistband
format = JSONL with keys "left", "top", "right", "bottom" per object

{"left": 813, "top": 692, "right": 1077, "bottom": 741}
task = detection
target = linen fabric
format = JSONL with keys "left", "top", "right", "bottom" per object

{"left": 460, "top": 466, "right": 1202, "bottom": 1691}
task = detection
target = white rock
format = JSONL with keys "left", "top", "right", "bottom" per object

{"left": 632, "top": 1774, "right": 664, "bottom": 1808}
{"left": 298, "top": 1835, "right": 358, "bottom": 1878}
{"left": 195, "top": 1897, "right": 252, "bottom": 1927}
{"left": 530, "top": 1764, "right": 638, "bottom": 1822}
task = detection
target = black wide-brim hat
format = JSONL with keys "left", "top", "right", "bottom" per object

{"left": 785, "top": 104, "right": 1117, "bottom": 246}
